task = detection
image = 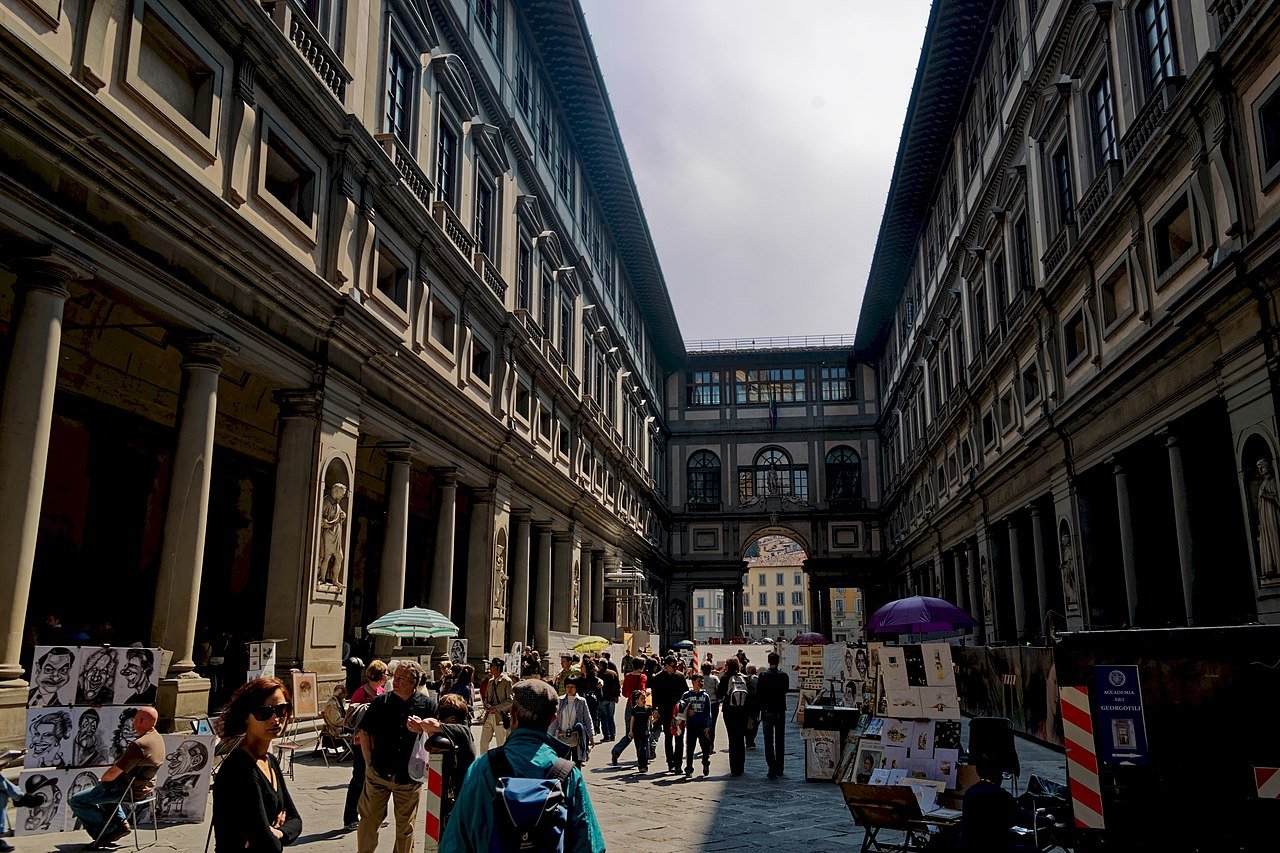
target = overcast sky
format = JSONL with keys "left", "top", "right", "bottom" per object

{"left": 577, "top": 0, "right": 933, "bottom": 343}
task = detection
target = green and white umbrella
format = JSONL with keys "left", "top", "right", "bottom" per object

{"left": 367, "top": 607, "right": 459, "bottom": 640}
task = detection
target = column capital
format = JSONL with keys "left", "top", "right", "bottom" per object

{"left": 432, "top": 467, "right": 459, "bottom": 487}
{"left": 471, "top": 486, "right": 498, "bottom": 505}
{"left": 4, "top": 245, "right": 94, "bottom": 293}
{"left": 1107, "top": 455, "right": 1125, "bottom": 472}
{"left": 379, "top": 442, "right": 415, "bottom": 464}
{"left": 510, "top": 508, "right": 533, "bottom": 521}
{"left": 272, "top": 388, "right": 323, "bottom": 419}
{"left": 174, "top": 333, "right": 237, "bottom": 370}
{"left": 1028, "top": 503, "right": 1041, "bottom": 517}
{"left": 531, "top": 520, "right": 555, "bottom": 533}
{"left": 1156, "top": 426, "right": 1179, "bottom": 447}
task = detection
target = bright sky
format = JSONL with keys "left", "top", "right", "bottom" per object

{"left": 578, "top": 0, "right": 934, "bottom": 342}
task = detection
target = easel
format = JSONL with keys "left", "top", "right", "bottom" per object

{"left": 839, "top": 783, "right": 958, "bottom": 852}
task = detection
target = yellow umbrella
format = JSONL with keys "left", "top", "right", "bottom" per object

{"left": 572, "top": 635, "right": 610, "bottom": 653}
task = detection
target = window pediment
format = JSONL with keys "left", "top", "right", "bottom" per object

{"left": 515, "top": 195, "right": 543, "bottom": 232}
{"left": 430, "top": 52, "right": 478, "bottom": 119}
{"left": 535, "top": 230, "right": 564, "bottom": 266}
{"left": 469, "top": 122, "right": 509, "bottom": 174}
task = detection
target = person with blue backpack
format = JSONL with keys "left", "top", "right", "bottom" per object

{"left": 439, "top": 678, "right": 605, "bottom": 853}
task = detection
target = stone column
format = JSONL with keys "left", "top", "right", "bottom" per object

{"left": 151, "top": 336, "right": 235, "bottom": 674}
{"left": 951, "top": 550, "right": 966, "bottom": 611}
{"left": 602, "top": 554, "right": 623, "bottom": 630}
{"left": 966, "top": 541, "right": 983, "bottom": 643}
{"left": 464, "top": 488, "right": 509, "bottom": 661}
{"left": 1029, "top": 506, "right": 1049, "bottom": 638}
{"left": 428, "top": 470, "right": 458, "bottom": 618}
{"left": 375, "top": 447, "right": 413, "bottom": 656}
{"left": 508, "top": 513, "right": 531, "bottom": 649}
{"left": 532, "top": 524, "right": 553, "bottom": 652}
{"left": 0, "top": 253, "right": 84, "bottom": 690}
{"left": 1165, "top": 432, "right": 1196, "bottom": 625}
{"left": 552, "top": 532, "right": 576, "bottom": 634}
{"left": 722, "top": 586, "right": 733, "bottom": 641}
{"left": 591, "top": 551, "right": 605, "bottom": 625}
{"left": 1111, "top": 459, "right": 1140, "bottom": 626}
{"left": 733, "top": 587, "right": 744, "bottom": 638}
{"left": 579, "top": 543, "right": 593, "bottom": 635}
{"left": 1007, "top": 520, "right": 1028, "bottom": 640}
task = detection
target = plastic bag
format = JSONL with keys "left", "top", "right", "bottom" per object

{"left": 407, "top": 732, "right": 429, "bottom": 782}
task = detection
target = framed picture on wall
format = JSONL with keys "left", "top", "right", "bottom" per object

{"left": 291, "top": 672, "right": 319, "bottom": 719}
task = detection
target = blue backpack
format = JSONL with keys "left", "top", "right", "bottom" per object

{"left": 487, "top": 746, "right": 574, "bottom": 853}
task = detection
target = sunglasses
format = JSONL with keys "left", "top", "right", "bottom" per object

{"left": 250, "top": 703, "right": 292, "bottom": 722}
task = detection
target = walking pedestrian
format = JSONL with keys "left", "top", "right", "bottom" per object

{"left": 350, "top": 660, "right": 387, "bottom": 704}
{"left": 343, "top": 660, "right": 385, "bottom": 832}
{"left": 439, "top": 679, "right": 605, "bottom": 852}
{"left": 609, "top": 658, "right": 648, "bottom": 763}
{"left": 627, "top": 690, "right": 654, "bottom": 772}
{"left": 477, "top": 658, "right": 513, "bottom": 750}
{"left": 756, "top": 651, "right": 790, "bottom": 779}
{"left": 211, "top": 681, "right": 302, "bottom": 852}
{"left": 598, "top": 660, "right": 621, "bottom": 741}
{"left": 577, "top": 657, "right": 602, "bottom": 736}
{"left": 447, "top": 664, "right": 474, "bottom": 707}
{"left": 701, "top": 663, "right": 721, "bottom": 750}
{"left": 551, "top": 680, "right": 594, "bottom": 766}
{"left": 678, "top": 673, "right": 713, "bottom": 777}
{"left": 649, "top": 656, "right": 688, "bottom": 774}
{"left": 355, "top": 661, "right": 436, "bottom": 853}
{"left": 744, "top": 664, "right": 761, "bottom": 748}
{"left": 716, "top": 658, "right": 754, "bottom": 776}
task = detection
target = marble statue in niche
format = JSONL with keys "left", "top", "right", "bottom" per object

{"left": 1060, "top": 524, "right": 1080, "bottom": 614}
{"left": 492, "top": 535, "right": 508, "bottom": 620}
{"left": 317, "top": 481, "right": 349, "bottom": 588}
{"left": 570, "top": 561, "right": 581, "bottom": 631}
{"left": 1254, "top": 457, "right": 1280, "bottom": 586}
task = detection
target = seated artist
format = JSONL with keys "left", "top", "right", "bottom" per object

{"left": 69, "top": 706, "right": 165, "bottom": 848}
{"left": 956, "top": 759, "right": 1036, "bottom": 853}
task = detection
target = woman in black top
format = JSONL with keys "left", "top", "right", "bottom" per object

{"left": 212, "top": 677, "right": 302, "bottom": 852}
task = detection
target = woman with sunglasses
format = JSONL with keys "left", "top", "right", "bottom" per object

{"left": 212, "top": 677, "right": 302, "bottom": 852}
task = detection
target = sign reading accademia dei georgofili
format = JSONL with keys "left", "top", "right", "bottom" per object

{"left": 1093, "top": 664, "right": 1149, "bottom": 766}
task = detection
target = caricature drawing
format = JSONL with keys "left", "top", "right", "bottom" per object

{"left": 76, "top": 647, "right": 118, "bottom": 705}
{"left": 27, "top": 647, "right": 75, "bottom": 708}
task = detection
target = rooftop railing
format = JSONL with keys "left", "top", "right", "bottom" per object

{"left": 685, "top": 333, "right": 856, "bottom": 353}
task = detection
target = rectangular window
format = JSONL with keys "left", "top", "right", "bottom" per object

{"left": 696, "top": 615, "right": 705, "bottom": 629}
{"left": 474, "top": 0, "right": 503, "bottom": 58}
{"left": 514, "top": 35, "right": 532, "bottom": 114}
{"left": 375, "top": 245, "right": 409, "bottom": 310}
{"left": 430, "top": 296, "right": 456, "bottom": 351}
{"left": 474, "top": 176, "right": 496, "bottom": 258}
{"left": 991, "top": 253, "right": 1009, "bottom": 316}
{"left": 436, "top": 121, "right": 459, "bottom": 209}
{"left": 696, "top": 596, "right": 705, "bottom": 609}
{"left": 971, "top": 283, "right": 989, "bottom": 344}
{"left": 515, "top": 382, "right": 530, "bottom": 420}
{"left": 1052, "top": 139, "right": 1075, "bottom": 229}
{"left": 794, "top": 572, "right": 801, "bottom": 585}
{"left": 1138, "top": 0, "right": 1177, "bottom": 97}
{"left": 559, "top": 296, "right": 572, "bottom": 362}
{"left": 777, "top": 610, "right": 786, "bottom": 626}
{"left": 1022, "top": 363, "right": 1041, "bottom": 407}
{"left": 687, "top": 371, "right": 722, "bottom": 406}
{"left": 1153, "top": 193, "right": 1195, "bottom": 276}
{"left": 137, "top": 6, "right": 215, "bottom": 134}
{"left": 758, "top": 592, "right": 767, "bottom": 606}
{"left": 820, "top": 366, "right": 853, "bottom": 401}
{"left": 263, "top": 129, "right": 316, "bottom": 225}
{"left": 517, "top": 234, "right": 532, "bottom": 311}
{"left": 734, "top": 368, "right": 806, "bottom": 404}
{"left": 1089, "top": 71, "right": 1118, "bottom": 169}
{"left": 758, "top": 573, "right": 766, "bottom": 586}
{"left": 744, "top": 611, "right": 753, "bottom": 626}
{"left": 1101, "top": 265, "right": 1133, "bottom": 328}
{"left": 759, "top": 611, "right": 769, "bottom": 626}
{"left": 776, "top": 592, "right": 784, "bottom": 606}
{"left": 1063, "top": 308, "right": 1088, "bottom": 368}
{"left": 539, "top": 264, "right": 554, "bottom": 334}
{"left": 998, "top": 388, "right": 1016, "bottom": 432}
{"left": 386, "top": 39, "right": 414, "bottom": 147}
{"left": 793, "top": 610, "right": 803, "bottom": 624}
{"left": 1259, "top": 83, "right": 1280, "bottom": 180}
{"left": 791, "top": 591, "right": 803, "bottom": 605}
{"left": 471, "top": 339, "right": 492, "bottom": 386}
{"left": 982, "top": 410, "right": 996, "bottom": 448}
{"left": 1013, "top": 214, "right": 1033, "bottom": 290}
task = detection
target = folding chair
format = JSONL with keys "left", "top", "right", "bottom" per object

{"left": 94, "top": 784, "right": 159, "bottom": 850}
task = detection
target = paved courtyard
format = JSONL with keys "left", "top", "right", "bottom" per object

{"left": 20, "top": 697, "right": 1065, "bottom": 853}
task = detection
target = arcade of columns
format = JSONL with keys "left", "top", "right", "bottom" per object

{"left": 0, "top": 248, "right": 625, "bottom": 741}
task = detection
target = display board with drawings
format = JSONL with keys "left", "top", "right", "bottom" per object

{"left": 154, "top": 733, "right": 217, "bottom": 823}
{"left": 291, "top": 671, "right": 319, "bottom": 719}
{"left": 27, "top": 646, "right": 162, "bottom": 709}
{"left": 838, "top": 643, "right": 964, "bottom": 792}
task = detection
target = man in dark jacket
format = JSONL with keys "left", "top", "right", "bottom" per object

{"left": 648, "top": 657, "right": 689, "bottom": 774}
{"left": 755, "top": 652, "right": 789, "bottom": 779}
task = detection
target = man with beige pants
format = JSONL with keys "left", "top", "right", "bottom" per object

{"left": 356, "top": 661, "right": 435, "bottom": 853}
{"left": 478, "top": 657, "right": 513, "bottom": 749}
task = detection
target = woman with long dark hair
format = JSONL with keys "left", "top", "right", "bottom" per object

{"left": 212, "top": 678, "right": 302, "bottom": 852}
{"left": 448, "top": 664, "right": 474, "bottom": 708}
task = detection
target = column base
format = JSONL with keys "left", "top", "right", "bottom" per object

{"left": 0, "top": 682, "right": 28, "bottom": 751}
{"left": 156, "top": 675, "right": 211, "bottom": 732}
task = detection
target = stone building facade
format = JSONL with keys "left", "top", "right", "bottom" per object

{"left": 0, "top": 0, "right": 678, "bottom": 743}
{"left": 855, "top": 0, "right": 1280, "bottom": 640}
{"left": 662, "top": 340, "right": 882, "bottom": 645}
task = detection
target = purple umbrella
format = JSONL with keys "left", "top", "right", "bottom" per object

{"left": 866, "top": 596, "right": 977, "bottom": 634}
{"left": 790, "top": 632, "right": 829, "bottom": 646}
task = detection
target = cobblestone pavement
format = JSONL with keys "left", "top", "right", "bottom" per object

{"left": 17, "top": 697, "right": 1066, "bottom": 852}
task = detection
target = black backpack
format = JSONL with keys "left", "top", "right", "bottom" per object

{"left": 487, "top": 746, "right": 575, "bottom": 852}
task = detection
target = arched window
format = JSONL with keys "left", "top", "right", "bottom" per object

{"left": 686, "top": 450, "right": 721, "bottom": 507}
{"left": 826, "top": 446, "right": 861, "bottom": 503}
{"left": 740, "top": 447, "right": 808, "bottom": 502}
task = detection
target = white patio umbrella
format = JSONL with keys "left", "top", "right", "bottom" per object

{"left": 366, "top": 607, "right": 459, "bottom": 640}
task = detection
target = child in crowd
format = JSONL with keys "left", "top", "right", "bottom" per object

{"left": 629, "top": 689, "right": 655, "bottom": 773}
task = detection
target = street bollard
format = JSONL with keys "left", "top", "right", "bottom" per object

{"left": 422, "top": 752, "right": 445, "bottom": 851}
